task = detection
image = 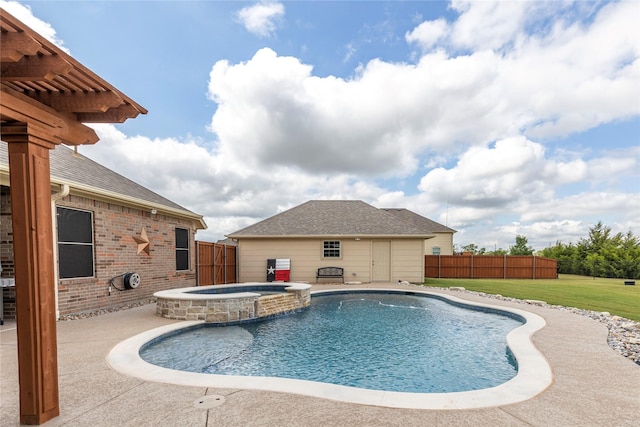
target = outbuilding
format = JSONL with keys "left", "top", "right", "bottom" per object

{"left": 227, "top": 200, "right": 441, "bottom": 283}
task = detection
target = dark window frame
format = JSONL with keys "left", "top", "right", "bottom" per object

{"left": 175, "top": 227, "right": 190, "bottom": 271}
{"left": 322, "top": 240, "right": 341, "bottom": 258}
{"left": 57, "top": 206, "right": 95, "bottom": 279}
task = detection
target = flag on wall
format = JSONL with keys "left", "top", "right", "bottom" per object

{"left": 267, "top": 258, "right": 291, "bottom": 282}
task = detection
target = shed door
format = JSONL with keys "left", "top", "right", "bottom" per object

{"left": 372, "top": 241, "right": 391, "bottom": 281}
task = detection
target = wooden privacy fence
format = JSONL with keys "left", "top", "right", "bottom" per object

{"left": 425, "top": 255, "right": 557, "bottom": 279}
{"left": 196, "top": 241, "right": 237, "bottom": 286}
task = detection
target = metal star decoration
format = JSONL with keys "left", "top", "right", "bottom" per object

{"left": 133, "top": 227, "right": 150, "bottom": 255}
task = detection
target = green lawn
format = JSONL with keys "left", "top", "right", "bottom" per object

{"left": 422, "top": 274, "right": 640, "bottom": 321}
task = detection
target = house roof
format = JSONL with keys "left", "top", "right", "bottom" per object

{"left": 381, "top": 208, "right": 457, "bottom": 234}
{"left": 227, "top": 200, "right": 435, "bottom": 239}
{"left": 0, "top": 142, "right": 206, "bottom": 229}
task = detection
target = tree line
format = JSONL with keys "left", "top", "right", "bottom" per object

{"left": 540, "top": 222, "right": 639, "bottom": 279}
{"left": 457, "top": 222, "right": 640, "bottom": 279}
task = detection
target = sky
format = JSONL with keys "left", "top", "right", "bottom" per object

{"left": 2, "top": 0, "right": 639, "bottom": 251}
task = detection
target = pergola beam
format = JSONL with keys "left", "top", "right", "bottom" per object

{"left": 0, "top": 30, "right": 40, "bottom": 62}
{"left": 1, "top": 55, "right": 73, "bottom": 81}
{"left": 1, "top": 86, "right": 99, "bottom": 145}
{"left": 28, "top": 91, "right": 123, "bottom": 113}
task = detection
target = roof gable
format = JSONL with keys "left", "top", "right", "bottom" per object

{"left": 228, "top": 200, "right": 434, "bottom": 238}
{"left": 381, "top": 208, "right": 457, "bottom": 234}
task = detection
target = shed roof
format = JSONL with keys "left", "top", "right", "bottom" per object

{"left": 227, "top": 200, "right": 435, "bottom": 238}
{"left": 0, "top": 142, "right": 206, "bottom": 229}
{"left": 381, "top": 208, "right": 457, "bottom": 234}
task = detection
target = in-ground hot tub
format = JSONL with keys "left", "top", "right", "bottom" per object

{"left": 154, "top": 282, "right": 311, "bottom": 324}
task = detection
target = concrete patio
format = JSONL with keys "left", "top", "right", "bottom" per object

{"left": 1, "top": 282, "right": 639, "bottom": 426}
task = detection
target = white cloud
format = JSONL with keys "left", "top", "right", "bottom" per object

{"left": 82, "top": 124, "right": 397, "bottom": 242}
{"left": 26, "top": 0, "right": 638, "bottom": 250}
{"left": 405, "top": 18, "right": 449, "bottom": 50}
{"left": 235, "top": 1, "right": 285, "bottom": 37}
{"left": 448, "top": 0, "right": 532, "bottom": 51}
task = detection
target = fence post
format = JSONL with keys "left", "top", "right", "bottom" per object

{"left": 504, "top": 254, "right": 507, "bottom": 279}
{"left": 471, "top": 254, "right": 474, "bottom": 279}
{"left": 533, "top": 255, "right": 536, "bottom": 280}
{"left": 196, "top": 241, "right": 200, "bottom": 286}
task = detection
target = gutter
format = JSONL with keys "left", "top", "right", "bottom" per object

{"left": 51, "top": 184, "right": 69, "bottom": 320}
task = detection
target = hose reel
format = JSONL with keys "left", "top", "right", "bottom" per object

{"left": 123, "top": 272, "right": 141, "bottom": 289}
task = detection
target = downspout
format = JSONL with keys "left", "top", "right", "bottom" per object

{"left": 51, "top": 184, "right": 70, "bottom": 320}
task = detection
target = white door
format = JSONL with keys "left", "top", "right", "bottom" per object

{"left": 372, "top": 241, "right": 391, "bottom": 281}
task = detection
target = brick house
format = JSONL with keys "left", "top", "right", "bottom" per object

{"left": 1, "top": 143, "right": 206, "bottom": 319}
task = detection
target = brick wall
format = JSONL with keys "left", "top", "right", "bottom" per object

{"left": 1, "top": 186, "right": 200, "bottom": 317}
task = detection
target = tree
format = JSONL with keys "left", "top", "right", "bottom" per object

{"left": 460, "top": 243, "right": 485, "bottom": 255}
{"left": 510, "top": 235, "right": 533, "bottom": 255}
{"left": 541, "top": 222, "right": 640, "bottom": 279}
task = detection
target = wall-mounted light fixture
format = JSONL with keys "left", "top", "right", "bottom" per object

{"left": 354, "top": 237, "right": 361, "bottom": 241}
{"left": 150, "top": 209, "right": 157, "bottom": 215}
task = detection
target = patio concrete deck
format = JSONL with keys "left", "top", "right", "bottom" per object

{"left": 1, "top": 282, "right": 639, "bottom": 426}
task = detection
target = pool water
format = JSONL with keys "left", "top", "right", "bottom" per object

{"left": 140, "top": 292, "right": 522, "bottom": 393}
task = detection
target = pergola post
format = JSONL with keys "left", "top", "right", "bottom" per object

{"left": 1, "top": 9, "right": 146, "bottom": 424}
{"left": 5, "top": 123, "right": 60, "bottom": 425}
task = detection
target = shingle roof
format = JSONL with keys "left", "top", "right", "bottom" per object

{"left": 0, "top": 143, "right": 204, "bottom": 227}
{"left": 227, "top": 200, "right": 435, "bottom": 238}
{"left": 381, "top": 208, "right": 457, "bottom": 234}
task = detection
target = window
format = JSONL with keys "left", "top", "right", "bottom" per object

{"left": 57, "top": 207, "right": 94, "bottom": 279}
{"left": 432, "top": 247, "right": 441, "bottom": 255}
{"left": 175, "top": 228, "right": 189, "bottom": 270}
{"left": 323, "top": 240, "right": 341, "bottom": 258}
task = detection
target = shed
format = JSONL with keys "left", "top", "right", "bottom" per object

{"left": 227, "top": 200, "right": 435, "bottom": 283}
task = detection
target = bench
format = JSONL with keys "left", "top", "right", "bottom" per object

{"left": 624, "top": 281, "right": 635, "bottom": 286}
{"left": 316, "top": 267, "right": 344, "bottom": 282}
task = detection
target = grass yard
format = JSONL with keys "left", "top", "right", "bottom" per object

{"left": 423, "top": 274, "right": 640, "bottom": 322}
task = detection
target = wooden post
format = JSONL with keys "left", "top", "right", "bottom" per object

{"left": 6, "top": 125, "right": 60, "bottom": 425}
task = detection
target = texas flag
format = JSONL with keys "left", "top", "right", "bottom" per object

{"left": 267, "top": 258, "right": 291, "bottom": 282}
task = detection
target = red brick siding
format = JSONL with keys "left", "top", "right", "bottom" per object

{"left": 1, "top": 186, "right": 199, "bottom": 317}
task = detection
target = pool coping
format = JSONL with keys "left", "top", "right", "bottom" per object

{"left": 106, "top": 288, "right": 553, "bottom": 410}
{"left": 153, "top": 282, "right": 312, "bottom": 300}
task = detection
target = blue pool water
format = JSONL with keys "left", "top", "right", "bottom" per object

{"left": 186, "top": 285, "right": 287, "bottom": 295}
{"left": 140, "top": 291, "right": 523, "bottom": 393}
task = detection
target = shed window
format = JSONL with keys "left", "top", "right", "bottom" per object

{"left": 432, "top": 247, "right": 441, "bottom": 255}
{"left": 57, "top": 207, "right": 94, "bottom": 279}
{"left": 323, "top": 240, "right": 341, "bottom": 258}
{"left": 175, "top": 228, "right": 189, "bottom": 271}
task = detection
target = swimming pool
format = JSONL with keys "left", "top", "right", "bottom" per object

{"left": 107, "top": 288, "right": 553, "bottom": 409}
{"left": 141, "top": 291, "right": 520, "bottom": 393}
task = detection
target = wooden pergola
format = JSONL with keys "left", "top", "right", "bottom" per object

{"left": 1, "top": 9, "right": 146, "bottom": 425}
